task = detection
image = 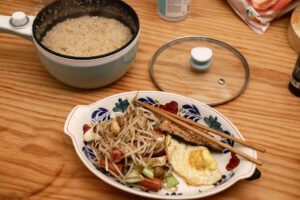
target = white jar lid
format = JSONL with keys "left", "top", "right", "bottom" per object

{"left": 191, "top": 47, "right": 213, "bottom": 63}
{"left": 11, "top": 11, "right": 28, "bottom": 27}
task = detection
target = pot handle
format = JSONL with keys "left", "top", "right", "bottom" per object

{"left": 0, "top": 12, "right": 35, "bottom": 42}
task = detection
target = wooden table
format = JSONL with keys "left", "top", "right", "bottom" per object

{"left": 0, "top": 0, "right": 299, "bottom": 199}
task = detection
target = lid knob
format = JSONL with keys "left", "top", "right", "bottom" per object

{"left": 190, "top": 47, "right": 213, "bottom": 71}
{"left": 11, "top": 11, "right": 28, "bottom": 27}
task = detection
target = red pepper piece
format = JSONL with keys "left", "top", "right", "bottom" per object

{"left": 99, "top": 158, "right": 123, "bottom": 175}
{"left": 226, "top": 152, "right": 240, "bottom": 171}
{"left": 110, "top": 150, "right": 124, "bottom": 163}
{"left": 138, "top": 177, "right": 162, "bottom": 192}
{"left": 83, "top": 124, "right": 91, "bottom": 134}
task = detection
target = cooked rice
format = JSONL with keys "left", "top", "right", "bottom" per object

{"left": 42, "top": 16, "right": 132, "bottom": 57}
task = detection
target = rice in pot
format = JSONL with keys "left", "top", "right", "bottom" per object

{"left": 42, "top": 16, "right": 133, "bottom": 57}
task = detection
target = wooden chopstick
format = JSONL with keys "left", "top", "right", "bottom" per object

{"left": 150, "top": 105, "right": 266, "bottom": 153}
{"left": 134, "top": 99, "right": 263, "bottom": 166}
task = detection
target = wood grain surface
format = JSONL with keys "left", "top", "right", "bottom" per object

{"left": 0, "top": 0, "right": 299, "bottom": 200}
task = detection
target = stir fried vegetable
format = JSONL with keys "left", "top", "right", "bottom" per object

{"left": 83, "top": 100, "right": 176, "bottom": 191}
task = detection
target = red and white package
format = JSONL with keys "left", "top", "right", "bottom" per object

{"left": 227, "top": 0, "right": 300, "bottom": 34}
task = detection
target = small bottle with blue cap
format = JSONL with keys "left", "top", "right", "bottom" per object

{"left": 190, "top": 47, "right": 213, "bottom": 71}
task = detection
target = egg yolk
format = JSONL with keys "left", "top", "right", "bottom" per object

{"left": 202, "top": 149, "right": 218, "bottom": 170}
{"left": 188, "top": 149, "right": 218, "bottom": 171}
{"left": 188, "top": 149, "right": 205, "bottom": 170}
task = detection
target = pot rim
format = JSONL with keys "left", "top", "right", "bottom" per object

{"left": 32, "top": 0, "right": 140, "bottom": 61}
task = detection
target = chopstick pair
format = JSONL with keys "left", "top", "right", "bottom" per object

{"left": 134, "top": 99, "right": 265, "bottom": 166}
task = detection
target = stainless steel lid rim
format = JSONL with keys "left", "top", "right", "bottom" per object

{"left": 150, "top": 36, "right": 250, "bottom": 106}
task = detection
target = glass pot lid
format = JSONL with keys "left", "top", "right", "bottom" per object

{"left": 150, "top": 36, "right": 250, "bottom": 106}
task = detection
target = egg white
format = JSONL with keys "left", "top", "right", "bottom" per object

{"left": 165, "top": 135, "right": 222, "bottom": 186}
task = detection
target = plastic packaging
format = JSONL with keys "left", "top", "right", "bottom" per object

{"left": 227, "top": 0, "right": 300, "bottom": 34}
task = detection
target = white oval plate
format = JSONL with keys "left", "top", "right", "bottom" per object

{"left": 64, "top": 91, "right": 256, "bottom": 199}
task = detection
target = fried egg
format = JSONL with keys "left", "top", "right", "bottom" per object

{"left": 165, "top": 135, "right": 222, "bottom": 186}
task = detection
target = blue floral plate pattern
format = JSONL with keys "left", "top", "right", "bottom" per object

{"left": 64, "top": 91, "right": 257, "bottom": 199}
